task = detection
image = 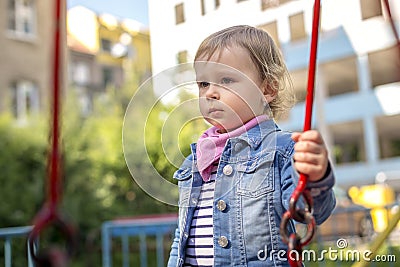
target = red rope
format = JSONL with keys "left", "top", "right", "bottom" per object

{"left": 30, "top": 0, "right": 62, "bottom": 233}
{"left": 289, "top": 0, "right": 321, "bottom": 202}
{"left": 49, "top": 0, "right": 62, "bottom": 210}
{"left": 28, "top": 0, "right": 75, "bottom": 265}
{"left": 303, "top": 0, "right": 320, "bottom": 132}
{"left": 28, "top": 0, "right": 63, "bottom": 227}
{"left": 292, "top": 0, "right": 321, "bottom": 213}
{"left": 280, "top": 1, "right": 321, "bottom": 266}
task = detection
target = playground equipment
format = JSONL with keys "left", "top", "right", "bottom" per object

{"left": 349, "top": 183, "right": 397, "bottom": 232}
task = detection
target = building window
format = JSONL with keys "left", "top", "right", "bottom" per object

{"left": 322, "top": 57, "right": 359, "bottom": 96}
{"left": 175, "top": 3, "right": 185, "bottom": 24}
{"left": 10, "top": 80, "right": 39, "bottom": 121}
{"left": 289, "top": 12, "right": 306, "bottom": 41}
{"left": 101, "top": 38, "right": 112, "bottom": 53}
{"left": 102, "top": 67, "right": 113, "bottom": 88}
{"left": 368, "top": 46, "right": 400, "bottom": 88}
{"left": 261, "top": 0, "right": 291, "bottom": 11}
{"left": 215, "top": 0, "right": 220, "bottom": 9}
{"left": 360, "top": 0, "right": 382, "bottom": 20}
{"left": 334, "top": 142, "right": 363, "bottom": 164}
{"left": 258, "top": 21, "right": 280, "bottom": 47}
{"left": 201, "top": 0, "right": 206, "bottom": 15}
{"left": 331, "top": 121, "right": 365, "bottom": 164}
{"left": 291, "top": 69, "right": 307, "bottom": 102}
{"left": 377, "top": 114, "right": 400, "bottom": 159}
{"left": 72, "top": 61, "right": 90, "bottom": 86}
{"left": 7, "top": 0, "right": 36, "bottom": 37}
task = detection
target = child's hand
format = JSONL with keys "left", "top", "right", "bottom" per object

{"left": 291, "top": 130, "right": 329, "bottom": 182}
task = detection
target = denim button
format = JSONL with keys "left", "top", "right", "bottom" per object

{"left": 191, "top": 198, "right": 197, "bottom": 205}
{"left": 223, "top": 165, "right": 233, "bottom": 176}
{"left": 218, "top": 236, "right": 229, "bottom": 248}
{"left": 217, "top": 200, "right": 227, "bottom": 211}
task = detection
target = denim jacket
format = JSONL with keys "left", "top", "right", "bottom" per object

{"left": 168, "top": 119, "right": 336, "bottom": 267}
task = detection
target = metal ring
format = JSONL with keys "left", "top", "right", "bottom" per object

{"left": 280, "top": 209, "right": 316, "bottom": 247}
{"left": 300, "top": 211, "right": 316, "bottom": 246}
{"left": 288, "top": 233, "right": 304, "bottom": 267}
{"left": 289, "top": 189, "right": 314, "bottom": 223}
{"left": 280, "top": 211, "right": 292, "bottom": 244}
{"left": 28, "top": 211, "right": 76, "bottom": 266}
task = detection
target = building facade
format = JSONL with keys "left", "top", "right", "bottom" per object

{"left": 0, "top": 0, "right": 58, "bottom": 122}
{"left": 67, "top": 6, "right": 152, "bottom": 114}
{"left": 0, "top": 3, "right": 152, "bottom": 120}
{"left": 148, "top": 0, "right": 400, "bottom": 190}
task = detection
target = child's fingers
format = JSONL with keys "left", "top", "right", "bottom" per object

{"left": 292, "top": 151, "right": 322, "bottom": 165}
{"left": 292, "top": 130, "right": 324, "bottom": 144}
{"left": 293, "top": 161, "right": 327, "bottom": 182}
{"left": 291, "top": 132, "right": 302, "bottom": 142}
{"left": 294, "top": 141, "right": 325, "bottom": 154}
{"left": 292, "top": 130, "right": 328, "bottom": 181}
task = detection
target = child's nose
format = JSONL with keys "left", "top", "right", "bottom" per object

{"left": 205, "top": 83, "right": 219, "bottom": 99}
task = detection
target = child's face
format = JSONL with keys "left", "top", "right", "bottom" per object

{"left": 195, "top": 46, "right": 273, "bottom": 132}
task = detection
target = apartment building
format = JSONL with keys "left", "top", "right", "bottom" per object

{"left": 0, "top": 0, "right": 58, "bottom": 122}
{"left": 0, "top": 3, "right": 152, "bottom": 119}
{"left": 67, "top": 6, "right": 152, "bottom": 113}
{"left": 148, "top": 0, "right": 400, "bottom": 190}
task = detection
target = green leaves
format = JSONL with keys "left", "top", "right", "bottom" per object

{"left": 0, "top": 115, "right": 47, "bottom": 227}
{"left": 0, "top": 80, "right": 207, "bottom": 265}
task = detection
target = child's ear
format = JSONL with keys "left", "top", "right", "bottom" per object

{"left": 260, "top": 80, "right": 277, "bottom": 103}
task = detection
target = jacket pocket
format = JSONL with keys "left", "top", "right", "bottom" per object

{"left": 174, "top": 164, "right": 193, "bottom": 207}
{"left": 236, "top": 151, "right": 275, "bottom": 198}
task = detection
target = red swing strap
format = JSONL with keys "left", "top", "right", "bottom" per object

{"left": 279, "top": 0, "right": 321, "bottom": 266}
{"left": 28, "top": 0, "right": 76, "bottom": 266}
{"left": 382, "top": 0, "right": 400, "bottom": 55}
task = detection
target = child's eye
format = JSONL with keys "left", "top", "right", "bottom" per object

{"left": 198, "top": 81, "right": 210, "bottom": 89}
{"left": 221, "top": 77, "right": 234, "bottom": 84}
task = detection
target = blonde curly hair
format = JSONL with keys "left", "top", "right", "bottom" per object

{"left": 194, "top": 25, "right": 296, "bottom": 119}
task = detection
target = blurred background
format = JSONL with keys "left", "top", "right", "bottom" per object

{"left": 0, "top": 0, "right": 399, "bottom": 266}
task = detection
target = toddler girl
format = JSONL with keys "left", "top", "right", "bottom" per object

{"left": 168, "top": 25, "right": 335, "bottom": 267}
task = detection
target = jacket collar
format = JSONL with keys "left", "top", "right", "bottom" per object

{"left": 233, "top": 119, "right": 279, "bottom": 149}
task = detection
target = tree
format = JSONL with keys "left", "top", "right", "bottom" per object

{"left": 0, "top": 79, "right": 207, "bottom": 265}
{"left": 0, "top": 114, "right": 47, "bottom": 227}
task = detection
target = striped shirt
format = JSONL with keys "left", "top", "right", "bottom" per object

{"left": 184, "top": 162, "right": 218, "bottom": 267}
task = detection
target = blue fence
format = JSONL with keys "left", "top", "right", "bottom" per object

{"left": 0, "top": 225, "right": 34, "bottom": 267}
{"left": 101, "top": 213, "right": 178, "bottom": 267}
{"left": 1, "top": 207, "right": 398, "bottom": 267}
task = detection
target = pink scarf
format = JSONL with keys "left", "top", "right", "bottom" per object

{"left": 196, "top": 115, "right": 268, "bottom": 181}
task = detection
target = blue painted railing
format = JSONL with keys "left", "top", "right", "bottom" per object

{"left": 101, "top": 213, "right": 178, "bottom": 267}
{"left": 4, "top": 206, "right": 397, "bottom": 267}
{"left": 0, "top": 225, "right": 34, "bottom": 267}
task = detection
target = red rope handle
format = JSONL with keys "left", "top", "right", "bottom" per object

{"left": 28, "top": 0, "right": 75, "bottom": 265}
{"left": 30, "top": 0, "right": 62, "bottom": 235}
{"left": 280, "top": 1, "right": 321, "bottom": 266}
{"left": 303, "top": 0, "right": 320, "bottom": 132}
{"left": 49, "top": 0, "right": 62, "bottom": 210}
{"left": 281, "top": 1, "right": 398, "bottom": 266}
